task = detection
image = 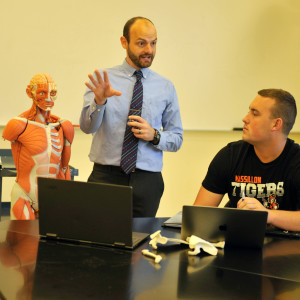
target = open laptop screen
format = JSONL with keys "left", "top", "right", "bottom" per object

{"left": 37, "top": 178, "right": 147, "bottom": 249}
{"left": 181, "top": 205, "right": 268, "bottom": 248}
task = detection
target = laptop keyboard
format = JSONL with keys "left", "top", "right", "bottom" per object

{"left": 265, "top": 227, "right": 300, "bottom": 239}
{"left": 132, "top": 232, "right": 148, "bottom": 245}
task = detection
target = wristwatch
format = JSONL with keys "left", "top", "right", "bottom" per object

{"left": 151, "top": 129, "right": 161, "bottom": 145}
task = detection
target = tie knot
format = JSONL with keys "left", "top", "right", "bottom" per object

{"left": 134, "top": 70, "right": 143, "bottom": 81}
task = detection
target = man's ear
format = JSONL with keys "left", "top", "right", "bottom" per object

{"left": 272, "top": 118, "right": 283, "bottom": 132}
{"left": 120, "top": 36, "right": 128, "bottom": 49}
{"left": 26, "top": 87, "right": 33, "bottom": 99}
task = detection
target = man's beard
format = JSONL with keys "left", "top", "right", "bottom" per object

{"left": 127, "top": 47, "right": 154, "bottom": 69}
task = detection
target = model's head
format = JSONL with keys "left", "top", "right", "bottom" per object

{"left": 121, "top": 17, "right": 157, "bottom": 69}
{"left": 258, "top": 89, "right": 297, "bottom": 136}
{"left": 26, "top": 73, "right": 57, "bottom": 111}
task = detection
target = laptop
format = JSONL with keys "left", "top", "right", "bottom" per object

{"left": 265, "top": 226, "right": 300, "bottom": 239}
{"left": 162, "top": 211, "right": 182, "bottom": 228}
{"left": 37, "top": 177, "right": 149, "bottom": 249}
{"left": 181, "top": 205, "right": 268, "bottom": 248}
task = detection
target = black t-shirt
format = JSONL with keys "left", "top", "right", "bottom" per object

{"left": 202, "top": 139, "right": 300, "bottom": 210}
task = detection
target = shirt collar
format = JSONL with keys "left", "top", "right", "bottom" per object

{"left": 122, "top": 59, "right": 150, "bottom": 79}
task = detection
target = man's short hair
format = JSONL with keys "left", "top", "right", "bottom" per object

{"left": 123, "top": 17, "right": 154, "bottom": 43}
{"left": 258, "top": 88, "right": 297, "bottom": 135}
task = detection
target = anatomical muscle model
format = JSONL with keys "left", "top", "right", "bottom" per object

{"left": 3, "top": 73, "right": 74, "bottom": 220}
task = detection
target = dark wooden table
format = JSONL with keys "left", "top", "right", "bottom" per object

{"left": 1, "top": 218, "right": 300, "bottom": 299}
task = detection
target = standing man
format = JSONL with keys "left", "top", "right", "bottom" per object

{"left": 194, "top": 89, "right": 300, "bottom": 231}
{"left": 80, "top": 17, "right": 183, "bottom": 217}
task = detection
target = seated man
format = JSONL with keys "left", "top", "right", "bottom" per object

{"left": 2, "top": 73, "right": 74, "bottom": 220}
{"left": 194, "top": 89, "right": 300, "bottom": 231}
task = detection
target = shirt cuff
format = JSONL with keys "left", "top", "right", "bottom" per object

{"left": 90, "top": 99, "right": 106, "bottom": 113}
{"left": 154, "top": 131, "right": 164, "bottom": 150}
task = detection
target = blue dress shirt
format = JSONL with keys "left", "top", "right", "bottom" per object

{"left": 80, "top": 60, "right": 183, "bottom": 172}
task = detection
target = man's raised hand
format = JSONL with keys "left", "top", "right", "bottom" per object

{"left": 85, "top": 70, "right": 122, "bottom": 105}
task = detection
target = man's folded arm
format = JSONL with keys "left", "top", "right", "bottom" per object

{"left": 193, "top": 186, "right": 224, "bottom": 207}
{"left": 266, "top": 209, "right": 300, "bottom": 232}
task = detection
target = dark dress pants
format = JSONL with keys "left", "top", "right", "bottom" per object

{"left": 88, "top": 163, "right": 164, "bottom": 217}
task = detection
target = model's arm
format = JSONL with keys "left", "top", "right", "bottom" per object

{"left": 58, "top": 120, "right": 74, "bottom": 180}
{"left": 194, "top": 186, "right": 224, "bottom": 207}
{"left": 2, "top": 118, "right": 27, "bottom": 142}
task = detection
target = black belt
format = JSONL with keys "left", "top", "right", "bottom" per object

{"left": 94, "top": 163, "right": 139, "bottom": 173}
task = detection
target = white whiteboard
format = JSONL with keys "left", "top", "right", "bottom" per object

{"left": 1, "top": 0, "right": 300, "bottom": 131}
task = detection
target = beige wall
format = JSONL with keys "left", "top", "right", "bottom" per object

{"left": 1, "top": 1, "right": 300, "bottom": 219}
{"left": 2, "top": 126, "right": 300, "bottom": 217}
{"left": 2, "top": 1, "right": 300, "bottom": 131}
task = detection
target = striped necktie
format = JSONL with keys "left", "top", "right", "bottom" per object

{"left": 120, "top": 70, "right": 143, "bottom": 174}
